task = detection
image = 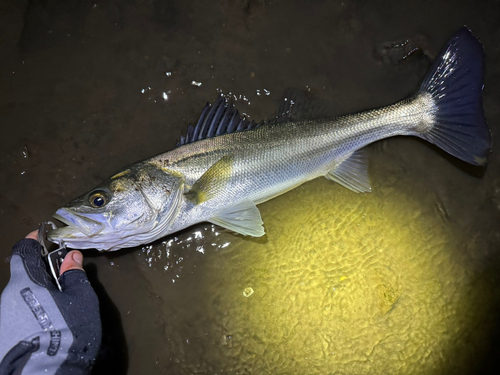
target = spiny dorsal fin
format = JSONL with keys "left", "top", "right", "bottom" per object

{"left": 177, "top": 95, "right": 261, "bottom": 146}
{"left": 209, "top": 200, "right": 265, "bottom": 237}
{"left": 325, "top": 149, "right": 372, "bottom": 193}
{"left": 185, "top": 155, "right": 233, "bottom": 205}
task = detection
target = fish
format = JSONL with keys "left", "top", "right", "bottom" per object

{"left": 48, "top": 27, "right": 491, "bottom": 251}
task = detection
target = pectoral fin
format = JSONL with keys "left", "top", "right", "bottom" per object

{"left": 325, "top": 149, "right": 372, "bottom": 193}
{"left": 209, "top": 200, "right": 265, "bottom": 237}
{"left": 185, "top": 155, "right": 233, "bottom": 205}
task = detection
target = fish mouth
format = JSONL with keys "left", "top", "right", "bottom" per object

{"left": 50, "top": 207, "right": 106, "bottom": 238}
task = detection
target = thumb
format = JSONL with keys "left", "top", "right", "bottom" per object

{"left": 60, "top": 250, "right": 84, "bottom": 275}
{"left": 25, "top": 229, "right": 39, "bottom": 241}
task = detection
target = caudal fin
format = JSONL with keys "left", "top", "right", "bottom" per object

{"left": 418, "top": 26, "right": 491, "bottom": 166}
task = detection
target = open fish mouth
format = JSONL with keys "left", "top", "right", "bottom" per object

{"left": 50, "top": 207, "right": 106, "bottom": 238}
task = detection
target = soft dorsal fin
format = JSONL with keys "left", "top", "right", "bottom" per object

{"left": 325, "top": 149, "right": 372, "bottom": 193}
{"left": 185, "top": 155, "right": 233, "bottom": 205}
{"left": 275, "top": 88, "right": 340, "bottom": 122}
{"left": 209, "top": 200, "right": 265, "bottom": 237}
{"left": 177, "top": 96, "right": 261, "bottom": 146}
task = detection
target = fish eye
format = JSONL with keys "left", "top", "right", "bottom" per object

{"left": 89, "top": 191, "right": 109, "bottom": 208}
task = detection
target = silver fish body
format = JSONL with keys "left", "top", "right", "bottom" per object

{"left": 48, "top": 27, "right": 491, "bottom": 251}
{"left": 158, "top": 96, "right": 433, "bottom": 232}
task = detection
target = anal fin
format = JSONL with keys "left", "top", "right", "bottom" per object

{"left": 209, "top": 200, "right": 265, "bottom": 237}
{"left": 325, "top": 149, "right": 372, "bottom": 193}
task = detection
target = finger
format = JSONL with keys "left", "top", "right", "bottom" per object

{"left": 60, "top": 251, "right": 84, "bottom": 275}
{"left": 25, "top": 229, "right": 39, "bottom": 240}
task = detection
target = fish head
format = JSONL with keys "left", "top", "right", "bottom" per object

{"left": 48, "top": 163, "right": 185, "bottom": 251}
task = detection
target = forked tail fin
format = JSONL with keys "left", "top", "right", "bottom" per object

{"left": 418, "top": 26, "right": 491, "bottom": 166}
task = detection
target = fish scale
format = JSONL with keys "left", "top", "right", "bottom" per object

{"left": 48, "top": 27, "right": 491, "bottom": 251}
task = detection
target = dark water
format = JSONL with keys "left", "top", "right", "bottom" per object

{"left": 1, "top": 1, "right": 500, "bottom": 374}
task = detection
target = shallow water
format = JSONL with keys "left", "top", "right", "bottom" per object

{"left": 1, "top": 0, "right": 500, "bottom": 374}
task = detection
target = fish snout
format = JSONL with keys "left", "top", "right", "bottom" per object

{"left": 53, "top": 207, "right": 106, "bottom": 237}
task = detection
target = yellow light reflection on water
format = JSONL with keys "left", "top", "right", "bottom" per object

{"left": 203, "top": 172, "right": 491, "bottom": 374}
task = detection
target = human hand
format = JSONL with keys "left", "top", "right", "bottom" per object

{"left": 25, "top": 229, "right": 84, "bottom": 276}
{"left": 0, "top": 230, "right": 102, "bottom": 375}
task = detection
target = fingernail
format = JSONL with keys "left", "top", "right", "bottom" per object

{"left": 72, "top": 251, "right": 83, "bottom": 265}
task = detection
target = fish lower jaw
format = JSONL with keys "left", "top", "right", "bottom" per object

{"left": 47, "top": 226, "right": 84, "bottom": 242}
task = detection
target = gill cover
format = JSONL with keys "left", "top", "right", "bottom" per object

{"left": 48, "top": 163, "right": 185, "bottom": 251}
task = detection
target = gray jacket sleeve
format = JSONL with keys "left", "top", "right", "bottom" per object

{"left": 0, "top": 239, "right": 101, "bottom": 375}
